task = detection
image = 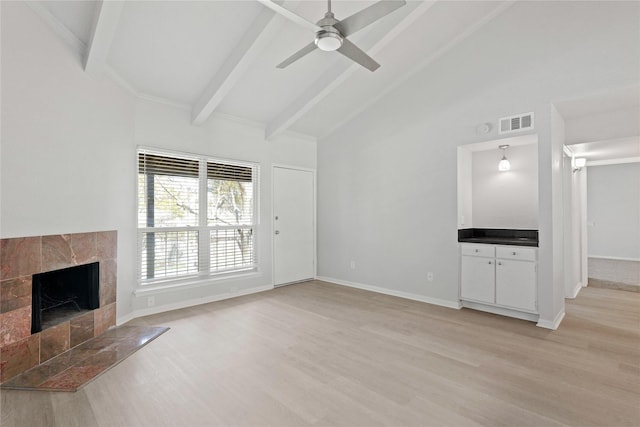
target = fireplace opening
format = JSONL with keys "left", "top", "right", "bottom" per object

{"left": 31, "top": 262, "right": 100, "bottom": 333}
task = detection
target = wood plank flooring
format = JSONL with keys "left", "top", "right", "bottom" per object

{"left": 1, "top": 280, "right": 639, "bottom": 426}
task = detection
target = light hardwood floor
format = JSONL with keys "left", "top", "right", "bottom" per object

{"left": 2, "top": 280, "right": 639, "bottom": 426}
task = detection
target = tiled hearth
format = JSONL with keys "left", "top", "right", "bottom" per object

{"left": 2, "top": 325, "right": 169, "bottom": 391}
{"left": 0, "top": 231, "right": 117, "bottom": 383}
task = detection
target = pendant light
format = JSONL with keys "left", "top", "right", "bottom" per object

{"left": 498, "top": 144, "right": 511, "bottom": 171}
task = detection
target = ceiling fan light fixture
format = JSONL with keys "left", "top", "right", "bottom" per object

{"left": 315, "top": 30, "right": 343, "bottom": 51}
{"left": 270, "top": 0, "right": 406, "bottom": 70}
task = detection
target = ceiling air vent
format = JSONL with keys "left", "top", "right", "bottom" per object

{"left": 499, "top": 112, "right": 534, "bottom": 134}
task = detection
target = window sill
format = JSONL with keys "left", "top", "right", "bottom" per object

{"left": 133, "top": 270, "right": 263, "bottom": 296}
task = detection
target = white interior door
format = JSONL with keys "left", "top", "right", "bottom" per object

{"left": 273, "top": 167, "right": 315, "bottom": 286}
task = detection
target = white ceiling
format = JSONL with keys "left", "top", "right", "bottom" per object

{"left": 108, "top": 1, "right": 266, "bottom": 106}
{"left": 30, "top": 0, "right": 513, "bottom": 139}
{"left": 554, "top": 86, "right": 640, "bottom": 121}
{"left": 555, "top": 85, "right": 640, "bottom": 163}
{"left": 27, "top": 0, "right": 640, "bottom": 156}
{"left": 568, "top": 137, "right": 640, "bottom": 163}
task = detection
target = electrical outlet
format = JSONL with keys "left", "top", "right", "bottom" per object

{"left": 147, "top": 296, "right": 155, "bottom": 307}
{"left": 427, "top": 272, "right": 434, "bottom": 282}
{"left": 350, "top": 260, "right": 356, "bottom": 270}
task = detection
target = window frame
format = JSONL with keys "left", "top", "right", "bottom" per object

{"left": 137, "top": 147, "right": 259, "bottom": 287}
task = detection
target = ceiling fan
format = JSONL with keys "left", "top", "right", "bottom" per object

{"left": 258, "top": 0, "right": 407, "bottom": 72}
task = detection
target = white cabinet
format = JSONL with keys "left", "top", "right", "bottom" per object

{"left": 460, "top": 245, "right": 495, "bottom": 304}
{"left": 460, "top": 243, "right": 537, "bottom": 314}
{"left": 495, "top": 258, "right": 537, "bottom": 311}
{"left": 461, "top": 255, "right": 495, "bottom": 303}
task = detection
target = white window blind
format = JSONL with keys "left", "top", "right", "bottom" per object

{"left": 207, "top": 161, "right": 255, "bottom": 273}
{"left": 138, "top": 149, "right": 257, "bottom": 284}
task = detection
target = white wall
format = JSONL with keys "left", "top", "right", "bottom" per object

{"left": 533, "top": 104, "right": 566, "bottom": 328}
{"left": 562, "top": 154, "right": 574, "bottom": 296}
{"left": 0, "top": 2, "right": 317, "bottom": 321}
{"left": 1, "top": 2, "right": 136, "bottom": 319}
{"left": 562, "top": 153, "right": 588, "bottom": 298}
{"left": 457, "top": 148, "right": 473, "bottom": 228}
{"left": 565, "top": 106, "right": 640, "bottom": 144}
{"left": 130, "top": 101, "right": 316, "bottom": 314}
{"left": 471, "top": 143, "right": 538, "bottom": 229}
{"left": 587, "top": 163, "right": 640, "bottom": 260}
{"left": 317, "top": 1, "right": 638, "bottom": 327}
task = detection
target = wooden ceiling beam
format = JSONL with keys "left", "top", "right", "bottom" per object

{"left": 84, "top": 0, "right": 124, "bottom": 78}
{"left": 191, "top": 1, "right": 301, "bottom": 126}
{"left": 264, "top": 1, "right": 438, "bottom": 140}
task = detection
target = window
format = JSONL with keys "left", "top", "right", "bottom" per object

{"left": 137, "top": 149, "right": 257, "bottom": 285}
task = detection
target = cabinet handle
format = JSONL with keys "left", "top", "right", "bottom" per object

{"left": 488, "top": 261, "right": 492, "bottom": 265}
{"left": 475, "top": 249, "right": 479, "bottom": 253}
{"left": 498, "top": 261, "right": 502, "bottom": 266}
{"left": 512, "top": 251, "right": 517, "bottom": 255}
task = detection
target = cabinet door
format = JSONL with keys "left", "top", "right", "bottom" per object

{"left": 495, "top": 260, "right": 536, "bottom": 312}
{"left": 461, "top": 256, "right": 495, "bottom": 304}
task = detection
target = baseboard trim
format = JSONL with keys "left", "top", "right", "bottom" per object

{"left": 537, "top": 310, "right": 565, "bottom": 330}
{"left": 588, "top": 278, "right": 640, "bottom": 293}
{"left": 129, "top": 285, "right": 273, "bottom": 319}
{"left": 588, "top": 255, "right": 640, "bottom": 262}
{"left": 461, "top": 301, "right": 539, "bottom": 322}
{"left": 567, "top": 281, "right": 583, "bottom": 299}
{"left": 316, "top": 276, "right": 461, "bottom": 310}
{"left": 116, "top": 312, "right": 136, "bottom": 326}
{"left": 133, "top": 271, "right": 263, "bottom": 296}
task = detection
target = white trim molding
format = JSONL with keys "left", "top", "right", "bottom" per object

{"left": 588, "top": 255, "right": 640, "bottom": 262}
{"left": 567, "top": 281, "right": 583, "bottom": 299}
{"left": 316, "top": 276, "right": 462, "bottom": 310}
{"left": 131, "top": 285, "right": 273, "bottom": 319}
{"left": 587, "top": 157, "right": 640, "bottom": 166}
{"left": 116, "top": 312, "right": 136, "bottom": 326}
{"left": 461, "top": 301, "right": 539, "bottom": 322}
{"left": 536, "top": 310, "right": 565, "bottom": 330}
{"left": 84, "top": 0, "right": 125, "bottom": 78}
{"left": 25, "top": 1, "right": 86, "bottom": 55}
{"left": 133, "top": 271, "right": 264, "bottom": 296}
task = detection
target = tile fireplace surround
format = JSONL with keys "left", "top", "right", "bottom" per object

{"left": 0, "top": 231, "right": 117, "bottom": 383}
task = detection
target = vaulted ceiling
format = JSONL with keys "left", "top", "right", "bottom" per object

{"left": 30, "top": 0, "right": 513, "bottom": 140}
{"left": 555, "top": 85, "right": 640, "bottom": 162}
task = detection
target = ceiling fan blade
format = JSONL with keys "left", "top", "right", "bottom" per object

{"left": 334, "top": 0, "right": 406, "bottom": 37}
{"left": 256, "top": 0, "right": 321, "bottom": 32}
{"left": 336, "top": 38, "right": 380, "bottom": 72}
{"left": 277, "top": 42, "right": 318, "bottom": 69}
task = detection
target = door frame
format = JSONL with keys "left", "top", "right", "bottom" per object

{"left": 271, "top": 164, "right": 317, "bottom": 287}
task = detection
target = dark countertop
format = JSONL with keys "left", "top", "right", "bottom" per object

{"left": 458, "top": 228, "right": 538, "bottom": 247}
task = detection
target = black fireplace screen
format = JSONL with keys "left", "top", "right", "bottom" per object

{"left": 31, "top": 262, "right": 100, "bottom": 333}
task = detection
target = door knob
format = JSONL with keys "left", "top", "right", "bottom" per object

{"left": 275, "top": 230, "right": 280, "bottom": 235}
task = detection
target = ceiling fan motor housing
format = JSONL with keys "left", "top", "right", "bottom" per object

{"left": 273, "top": 0, "right": 407, "bottom": 71}
{"left": 315, "top": 13, "right": 343, "bottom": 51}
